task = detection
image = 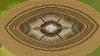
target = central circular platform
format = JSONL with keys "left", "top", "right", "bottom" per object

{"left": 40, "top": 20, "right": 62, "bottom": 37}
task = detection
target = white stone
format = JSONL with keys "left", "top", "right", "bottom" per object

{"left": 45, "top": 24, "right": 58, "bottom": 33}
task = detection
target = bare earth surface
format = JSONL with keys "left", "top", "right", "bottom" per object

{"left": 0, "top": 0, "right": 100, "bottom": 56}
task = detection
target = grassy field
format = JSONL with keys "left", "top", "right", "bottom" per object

{"left": 0, "top": 0, "right": 25, "bottom": 16}
{"left": 0, "top": 0, "right": 100, "bottom": 56}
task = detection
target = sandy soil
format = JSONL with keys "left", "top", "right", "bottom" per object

{"left": 0, "top": 0, "right": 100, "bottom": 56}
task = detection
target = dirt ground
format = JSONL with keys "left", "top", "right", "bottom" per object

{"left": 0, "top": 0, "right": 100, "bottom": 56}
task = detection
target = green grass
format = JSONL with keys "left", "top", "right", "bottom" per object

{"left": 80, "top": 0, "right": 100, "bottom": 12}
{"left": 0, "top": 0, "right": 100, "bottom": 56}
{"left": 0, "top": 46, "right": 15, "bottom": 56}
{"left": 0, "top": 0, "right": 25, "bottom": 16}
{"left": 87, "top": 47, "right": 100, "bottom": 56}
